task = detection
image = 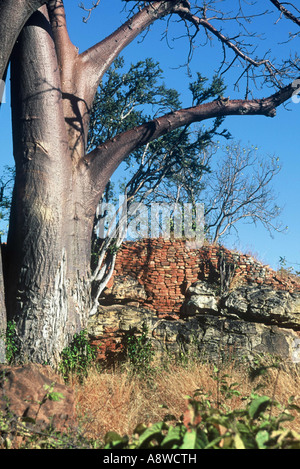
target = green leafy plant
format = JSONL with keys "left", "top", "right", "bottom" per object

{"left": 20, "top": 382, "right": 66, "bottom": 427}
{"left": 58, "top": 329, "right": 97, "bottom": 383}
{"left": 103, "top": 387, "right": 300, "bottom": 450}
{"left": 103, "top": 366, "right": 300, "bottom": 450}
{"left": 42, "top": 383, "right": 65, "bottom": 403}
{"left": 126, "top": 323, "right": 155, "bottom": 376}
{"left": 4, "top": 320, "right": 18, "bottom": 364}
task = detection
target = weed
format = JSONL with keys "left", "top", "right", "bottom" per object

{"left": 126, "top": 323, "right": 155, "bottom": 377}
{"left": 103, "top": 375, "right": 300, "bottom": 450}
{"left": 58, "top": 329, "right": 98, "bottom": 383}
{"left": 3, "top": 320, "right": 18, "bottom": 365}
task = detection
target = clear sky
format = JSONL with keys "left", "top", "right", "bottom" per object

{"left": 0, "top": 0, "right": 299, "bottom": 271}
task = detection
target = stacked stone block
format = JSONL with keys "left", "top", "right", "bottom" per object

{"left": 106, "top": 239, "right": 300, "bottom": 317}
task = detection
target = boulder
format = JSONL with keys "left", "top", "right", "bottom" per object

{"left": 102, "top": 275, "right": 147, "bottom": 304}
{"left": 182, "top": 281, "right": 300, "bottom": 330}
{"left": 151, "top": 314, "right": 300, "bottom": 363}
{"left": 88, "top": 304, "right": 155, "bottom": 362}
{"left": 223, "top": 285, "right": 300, "bottom": 329}
{"left": 89, "top": 279, "right": 300, "bottom": 365}
{"left": 88, "top": 300, "right": 300, "bottom": 365}
{"left": 181, "top": 281, "right": 219, "bottom": 316}
{"left": 88, "top": 304, "right": 154, "bottom": 336}
{"left": 0, "top": 363, "right": 76, "bottom": 432}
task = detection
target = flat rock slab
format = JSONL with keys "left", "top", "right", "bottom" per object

{"left": 0, "top": 363, "right": 76, "bottom": 432}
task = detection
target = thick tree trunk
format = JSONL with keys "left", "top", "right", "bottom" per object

{"left": 6, "top": 164, "right": 95, "bottom": 363}
{"left": 0, "top": 0, "right": 50, "bottom": 81}
{"left": 0, "top": 1, "right": 51, "bottom": 364}
{"left": 6, "top": 199, "right": 94, "bottom": 364}
{"left": 5, "top": 8, "right": 97, "bottom": 364}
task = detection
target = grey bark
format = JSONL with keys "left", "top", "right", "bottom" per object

{"left": 0, "top": 0, "right": 50, "bottom": 363}
{"left": 0, "top": 0, "right": 49, "bottom": 81}
{"left": 6, "top": 8, "right": 94, "bottom": 364}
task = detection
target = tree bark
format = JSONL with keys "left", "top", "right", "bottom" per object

{"left": 4, "top": 1, "right": 178, "bottom": 364}
{"left": 0, "top": 0, "right": 50, "bottom": 80}
{"left": 0, "top": 0, "right": 51, "bottom": 363}
{"left": 86, "top": 83, "right": 297, "bottom": 200}
{"left": 6, "top": 7, "right": 95, "bottom": 364}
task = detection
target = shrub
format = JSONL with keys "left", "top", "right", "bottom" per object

{"left": 3, "top": 320, "right": 18, "bottom": 365}
{"left": 126, "top": 323, "right": 155, "bottom": 376}
{"left": 58, "top": 329, "right": 98, "bottom": 383}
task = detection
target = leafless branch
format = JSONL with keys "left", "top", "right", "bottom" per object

{"left": 203, "top": 143, "right": 285, "bottom": 243}
{"left": 269, "top": 0, "right": 300, "bottom": 27}
{"left": 79, "top": 0, "right": 101, "bottom": 23}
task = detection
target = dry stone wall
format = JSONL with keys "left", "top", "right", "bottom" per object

{"left": 105, "top": 239, "right": 300, "bottom": 318}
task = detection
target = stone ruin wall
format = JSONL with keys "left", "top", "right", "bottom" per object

{"left": 106, "top": 238, "right": 300, "bottom": 318}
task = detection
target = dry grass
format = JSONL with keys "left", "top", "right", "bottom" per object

{"left": 73, "top": 357, "right": 300, "bottom": 443}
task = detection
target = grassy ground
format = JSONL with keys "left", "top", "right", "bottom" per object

{"left": 1, "top": 349, "right": 300, "bottom": 448}
{"left": 73, "top": 355, "right": 300, "bottom": 443}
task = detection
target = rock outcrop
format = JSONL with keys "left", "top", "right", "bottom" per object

{"left": 88, "top": 240, "right": 300, "bottom": 365}
{"left": 89, "top": 277, "right": 300, "bottom": 364}
{"left": 106, "top": 240, "right": 300, "bottom": 315}
{"left": 222, "top": 285, "right": 300, "bottom": 329}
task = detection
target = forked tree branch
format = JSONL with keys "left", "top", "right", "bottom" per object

{"left": 47, "top": 0, "right": 79, "bottom": 76}
{"left": 72, "top": 0, "right": 299, "bottom": 151}
{"left": 76, "top": 1, "right": 196, "bottom": 111}
{"left": 174, "top": 4, "right": 273, "bottom": 70}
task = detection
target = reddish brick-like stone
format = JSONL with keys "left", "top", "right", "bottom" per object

{"left": 106, "top": 239, "right": 300, "bottom": 317}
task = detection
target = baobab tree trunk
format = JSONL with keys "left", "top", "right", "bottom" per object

{"left": 3, "top": 1, "right": 181, "bottom": 364}
{"left": 0, "top": 0, "right": 50, "bottom": 82}
{"left": 5, "top": 8, "right": 101, "bottom": 364}
{"left": 6, "top": 166, "right": 96, "bottom": 363}
{"left": 0, "top": 0, "right": 51, "bottom": 364}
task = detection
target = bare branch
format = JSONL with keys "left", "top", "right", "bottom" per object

{"left": 204, "top": 144, "right": 284, "bottom": 243}
{"left": 47, "top": 0, "right": 78, "bottom": 72}
{"left": 77, "top": 1, "right": 184, "bottom": 111}
{"left": 269, "top": 0, "right": 300, "bottom": 27}
{"left": 172, "top": 3, "right": 277, "bottom": 74}
{"left": 79, "top": 0, "right": 101, "bottom": 23}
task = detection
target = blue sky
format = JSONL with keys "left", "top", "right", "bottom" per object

{"left": 1, "top": 0, "right": 299, "bottom": 271}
